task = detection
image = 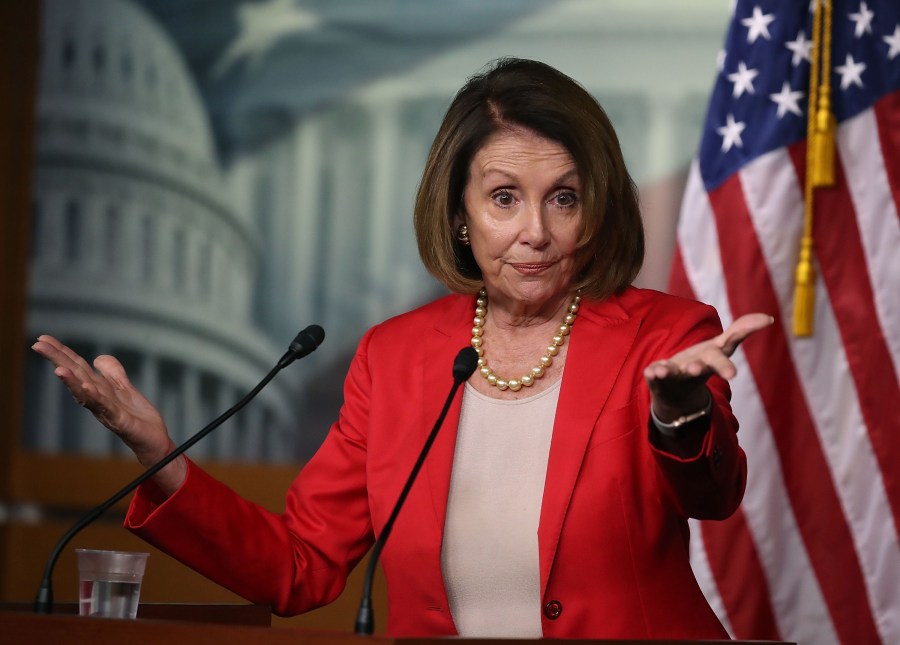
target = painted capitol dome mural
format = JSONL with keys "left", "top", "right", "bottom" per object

{"left": 25, "top": 0, "right": 300, "bottom": 461}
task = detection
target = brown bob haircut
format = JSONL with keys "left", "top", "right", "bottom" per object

{"left": 415, "top": 57, "right": 644, "bottom": 300}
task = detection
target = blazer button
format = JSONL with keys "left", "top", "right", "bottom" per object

{"left": 543, "top": 600, "right": 562, "bottom": 620}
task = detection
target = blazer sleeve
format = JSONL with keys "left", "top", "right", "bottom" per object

{"left": 643, "top": 301, "right": 747, "bottom": 521}
{"left": 125, "top": 327, "right": 379, "bottom": 616}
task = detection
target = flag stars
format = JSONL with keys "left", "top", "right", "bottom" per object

{"left": 785, "top": 31, "right": 812, "bottom": 66}
{"left": 836, "top": 53, "right": 867, "bottom": 89}
{"left": 727, "top": 61, "right": 759, "bottom": 97}
{"left": 884, "top": 25, "right": 900, "bottom": 60}
{"left": 717, "top": 49, "right": 727, "bottom": 72}
{"left": 849, "top": 2, "right": 875, "bottom": 39}
{"left": 770, "top": 82, "right": 804, "bottom": 118}
{"left": 741, "top": 6, "right": 776, "bottom": 43}
{"left": 717, "top": 114, "right": 746, "bottom": 152}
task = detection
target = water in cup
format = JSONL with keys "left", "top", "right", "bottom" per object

{"left": 79, "top": 579, "right": 142, "bottom": 618}
{"left": 76, "top": 549, "right": 148, "bottom": 619}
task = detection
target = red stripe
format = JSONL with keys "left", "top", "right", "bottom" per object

{"left": 667, "top": 245, "right": 694, "bottom": 299}
{"left": 873, "top": 90, "right": 900, "bottom": 225}
{"left": 670, "top": 248, "right": 784, "bottom": 640}
{"left": 700, "top": 513, "right": 782, "bottom": 641}
{"left": 788, "top": 142, "right": 900, "bottom": 534}
{"left": 707, "top": 174, "right": 882, "bottom": 645}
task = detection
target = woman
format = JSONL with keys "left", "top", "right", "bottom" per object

{"left": 33, "top": 58, "right": 771, "bottom": 638}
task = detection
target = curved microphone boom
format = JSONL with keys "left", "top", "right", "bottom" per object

{"left": 34, "top": 325, "right": 325, "bottom": 614}
{"left": 354, "top": 346, "right": 479, "bottom": 635}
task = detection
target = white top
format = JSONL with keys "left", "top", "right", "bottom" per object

{"left": 440, "top": 380, "right": 561, "bottom": 637}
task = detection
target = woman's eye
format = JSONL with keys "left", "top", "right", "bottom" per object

{"left": 553, "top": 191, "right": 578, "bottom": 207}
{"left": 491, "top": 190, "right": 515, "bottom": 207}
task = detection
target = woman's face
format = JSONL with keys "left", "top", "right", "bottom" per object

{"left": 461, "top": 127, "right": 582, "bottom": 312}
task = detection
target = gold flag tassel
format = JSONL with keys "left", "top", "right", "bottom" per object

{"left": 794, "top": 0, "right": 834, "bottom": 337}
{"left": 811, "top": 0, "right": 836, "bottom": 188}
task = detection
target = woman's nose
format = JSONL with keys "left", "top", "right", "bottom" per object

{"left": 518, "top": 204, "right": 550, "bottom": 247}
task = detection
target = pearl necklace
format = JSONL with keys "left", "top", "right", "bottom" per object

{"left": 471, "top": 288, "right": 581, "bottom": 392}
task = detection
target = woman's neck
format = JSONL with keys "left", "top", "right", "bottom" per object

{"left": 483, "top": 290, "right": 573, "bottom": 331}
{"left": 469, "top": 288, "right": 579, "bottom": 400}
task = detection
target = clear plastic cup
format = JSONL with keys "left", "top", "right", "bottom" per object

{"left": 76, "top": 549, "right": 149, "bottom": 619}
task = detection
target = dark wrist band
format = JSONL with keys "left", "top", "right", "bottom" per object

{"left": 651, "top": 389, "right": 713, "bottom": 437}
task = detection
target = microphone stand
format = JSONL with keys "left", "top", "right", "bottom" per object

{"left": 354, "top": 346, "right": 478, "bottom": 635}
{"left": 33, "top": 325, "right": 325, "bottom": 614}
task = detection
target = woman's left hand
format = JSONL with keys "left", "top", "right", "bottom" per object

{"left": 643, "top": 313, "right": 774, "bottom": 423}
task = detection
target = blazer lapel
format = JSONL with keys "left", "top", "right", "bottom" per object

{"left": 537, "top": 295, "right": 640, "bottom": 596}
{"left": 420, "top": 295, "right": 474, "bottom": 544}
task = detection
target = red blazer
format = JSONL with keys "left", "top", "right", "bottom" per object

{"left": 127, "top": 288, "right": 746, "bottom": 639}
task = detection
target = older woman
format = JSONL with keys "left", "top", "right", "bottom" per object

{"left": 33, "top": 58, "right": 771, "bottom": 639}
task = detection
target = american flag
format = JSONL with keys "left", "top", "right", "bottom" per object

{"left": 670, "top": 1, "right": 900, "bottom": 643}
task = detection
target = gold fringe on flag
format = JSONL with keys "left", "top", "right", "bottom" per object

{"left": 795, "top": 0, "right": 834, "bottom": 337}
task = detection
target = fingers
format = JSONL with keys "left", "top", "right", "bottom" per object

{"left": 74, "top": 380, "right": 110, "bottom": 416}
{"left": 33, "top": 336, "right": 97, "bottom": 393}
{"left": 93, "top": 355, "right": 133, "bottom": 391}
{"left": 700, "top": 349, "right": 738, "bottom": 381}
{"left": 35, "top": 334, "right": 94, "bottom": 374}
{"left": 643, "top": 360, "right": 674, "bottom": 381}
{"left": 33, "top": 336, "right": 112, "bottom": 410}
{"left": 644, "top": 359, "right": 709, "bottom": 381}
{"left": 33, "top": 337, "right": 123, "bottom": 388}
{"left": 644, "top": 351, "right": 737, "bottom": 383}
{"left": 716, "top": 312, "right": 775, "bottom": 355}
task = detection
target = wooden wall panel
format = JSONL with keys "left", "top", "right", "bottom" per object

{"left": 0, "top": 0, "right": 39, "bottom": 500}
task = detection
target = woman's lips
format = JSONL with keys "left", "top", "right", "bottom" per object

{"left": 511, "top": 262, "right": 554, "bottom": 275}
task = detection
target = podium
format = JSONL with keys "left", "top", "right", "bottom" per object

{"left": 1, "top": 605, "right": 795, "bottom": 645}
{"left": 2, "top": 610, "right": 343, "bottom": 645}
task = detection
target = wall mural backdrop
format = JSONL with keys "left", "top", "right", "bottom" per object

{"left": 23, "top": 0, "right": 729, "bottom": 463}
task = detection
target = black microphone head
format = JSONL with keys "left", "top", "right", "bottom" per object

{"left": 290, "top": 325, "right": 325, "bottom": 358}
{"left": 452, "top": 346, "right": 479, "bottom": 382}
{"left": 302, "top": 324, "right": 326, "bottom": 347}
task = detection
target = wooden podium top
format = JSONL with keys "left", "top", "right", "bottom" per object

{"left": 2, "top": 610, "right": 357, "bottom": 645}
{"left": 0, "top": 607, "right": 794, "bottom": 645}
{"left": 0, "top": 602, "right": 272, "bottom": 626}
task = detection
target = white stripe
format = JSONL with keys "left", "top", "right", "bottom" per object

{"left": 675, "top": 162, "right": 732, "bottom": 322}
{"left": 839, "top": 108, "right": 900, "bottom": 383}
{"left": 740, "top": 150, "right": 900, "bottom": 645}
{"left": 676, "top": 163, "right": 837, "bottom": 643}
{"left": 687, "top": 518, "right": 734, "bottom": 638}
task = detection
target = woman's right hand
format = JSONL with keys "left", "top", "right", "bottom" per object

{"left": 31, "top": 335, "right": 187, "bottom": 494}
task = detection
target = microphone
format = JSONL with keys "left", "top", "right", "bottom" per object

{"left": 33, "top": 325, "right": 326, "bottom": 614}
{"left": 279, "top": 324, "right": 325, "bottom": 368}
{"left": 354, "top": 346, "right": 478, "bottom": 635}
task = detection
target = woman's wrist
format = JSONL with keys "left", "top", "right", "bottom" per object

{"left": 650, "top": 388, "right": 712, "bottom": 437}
{"left": 136, "top": 439, "right": 188, "bottom": 496}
